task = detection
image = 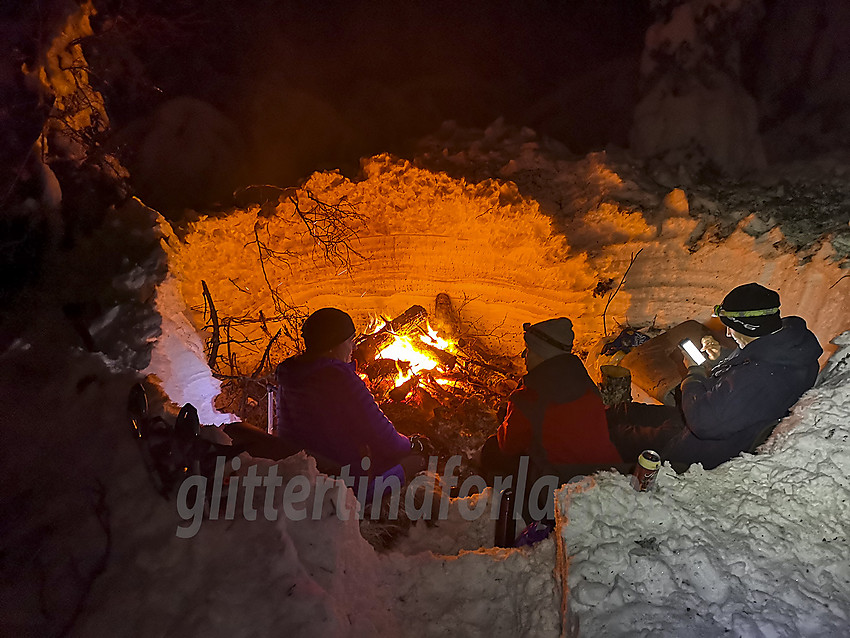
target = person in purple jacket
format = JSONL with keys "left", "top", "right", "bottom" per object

{"left": 608, "top": 283, "right": 822, "bottom": 469}
{"left": 275, "top": 308, "right": 425, "bottom": 498}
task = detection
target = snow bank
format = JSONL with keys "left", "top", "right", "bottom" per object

{"left": 144, "top": 273, "right": 236, "bottom": 425}
{"left": 66, "top": 328, "right": 849, "bottom": 638}
{"left": 8, "top": 121, "right": 850, "bottom": 638}
{"left": 68, "top": 414, "right": 560, "bottom": 637}
{"left": 557, "top": 334, "right": 850, "bottom": 637}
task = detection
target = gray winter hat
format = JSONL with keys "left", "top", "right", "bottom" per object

{"left": 523, "top": 318, "right": 575, "bottom": 360}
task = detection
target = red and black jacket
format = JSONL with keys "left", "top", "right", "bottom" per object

{"left": 498, "top": 353, "right": 622, "bottom": 473}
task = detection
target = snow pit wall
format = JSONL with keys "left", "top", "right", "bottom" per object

{"left": 155, "top": 154, "right": 850, "bottom": 636}
{"left": 165, "top": 155, "right": 608, "bottom": 365}
{"left": 553, "top": 335, "right": 850, "bottom": 636}
{"left": 165, "top": 155, "right": 850, "bottom": 374}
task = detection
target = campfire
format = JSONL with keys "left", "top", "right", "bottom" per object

{"left": 352, "top": 294, "right": 522, "bottom": 462}
{"left": 356, "top": 305, "right": 456, "bottom": 397}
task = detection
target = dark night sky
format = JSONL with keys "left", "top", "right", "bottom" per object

{"left": 74, "top": 0, "right": 850, "bottom": 212}
{"left": 84, "top": 0, "right": 650, "bottom": 205}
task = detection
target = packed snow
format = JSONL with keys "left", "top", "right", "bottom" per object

{"left": 4, "top": 123, "right": 850, "bottom": 637}
{"left": 558, "top": 334, "right": 850, "bottom": 636}
{"left": 6, "top": 2, "right": 850, "bottom": 636}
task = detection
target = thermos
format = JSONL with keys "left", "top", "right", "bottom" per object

{"left": 494, "top": 488, "right": 516, "bottom": 547}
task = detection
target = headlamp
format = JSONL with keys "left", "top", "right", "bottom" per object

{"left": 712, "top": 304, "right": 780, "bottom": 318}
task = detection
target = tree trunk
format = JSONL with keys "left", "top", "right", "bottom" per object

{"left": 598, "top": 364, "right": 632, "bottom": 406}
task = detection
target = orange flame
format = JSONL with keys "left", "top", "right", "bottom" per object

{"left": 376, "top": 323, "right": 455, "bottom": 387}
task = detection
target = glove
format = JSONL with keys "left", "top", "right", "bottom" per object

{"left": 409, "top": 434, "right": 431, "bottom": 455}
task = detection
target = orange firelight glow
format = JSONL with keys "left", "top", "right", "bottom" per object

{"left": 376, "top": 324, "right": 455, "bottom": 386}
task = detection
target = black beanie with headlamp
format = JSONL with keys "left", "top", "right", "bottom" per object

{"left": 714, "top": 283, "right": 782, "bottom": 337}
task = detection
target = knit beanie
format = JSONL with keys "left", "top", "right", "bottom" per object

{"left": 713, "top": 283, "right": 782, "bottom": 337}
{"left": 523, "top": 317, "right": 575, "bottom": 360}
{"left": 302, "top": 308, "right": 356, "bottom": 353}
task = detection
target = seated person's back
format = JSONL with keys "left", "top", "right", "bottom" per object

{"left": 485, "top": 317, "right": 623, "bottom": 481}
{"left": 276, "top": 308, "right": 412, "bottom": 483}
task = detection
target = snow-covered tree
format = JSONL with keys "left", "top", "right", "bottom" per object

{"left": 631, "top": 0, "right": 766, "bottom": 176}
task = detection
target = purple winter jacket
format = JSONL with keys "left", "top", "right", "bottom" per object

{"left": 275, "top": 355, "right": 410, "bottom": 485}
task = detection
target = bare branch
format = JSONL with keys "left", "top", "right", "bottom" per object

{"left": 201, "top": 280, "right": 220, "bottom": 369}
{"left": 290, "top": 189, "right": 366, "bottom": 267}
{"left": 252, "top": 329, "right": 282, "bottom": 379}
{"left": 602, "top": 248, "right": 643, "bottom": 336}
{"left": 829, "top": 274, "right": 850, "bottom": 290}
{"left": 228, "top": 278, "right": 250, "bottom": 293}
{"left": 196, "top": 188, "right": 372, "bottom": 424}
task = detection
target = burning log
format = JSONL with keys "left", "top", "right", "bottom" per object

{"left": 415, "top": 338, "right": 457, "bottom": 369}
{"left": 363, "top": 358, "right": 410, "bottom": 381}
{"left": 421, "top": 373, "right": 463, "bottom": 403}
{"left": 353, "top": 304, "right": 427, "bottom": 363}
{"left": 389, "top": 375, "right": 419, "bottom": 402}
{"left": 380, "top": 304, "right": 428, "bottom": 333}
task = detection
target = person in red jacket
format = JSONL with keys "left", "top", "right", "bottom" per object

{"left": 482, "top": 317, "right": 624, "bottom": 484}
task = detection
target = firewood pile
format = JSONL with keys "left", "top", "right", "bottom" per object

{"left": 355, "top": 294, "right": 522, "bottom": 462}
{"left": 213, "top": 293, "right": 523, "bottom": 483}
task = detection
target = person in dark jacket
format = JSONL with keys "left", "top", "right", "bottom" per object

{"left": 608, "top": 283, "right": 822, "bottom": 469}
{"left": 276, "top": 308, "right": 423, "bottom": 496}
{"left": 481, "top": 317, "right": 623, "bottom": 482}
